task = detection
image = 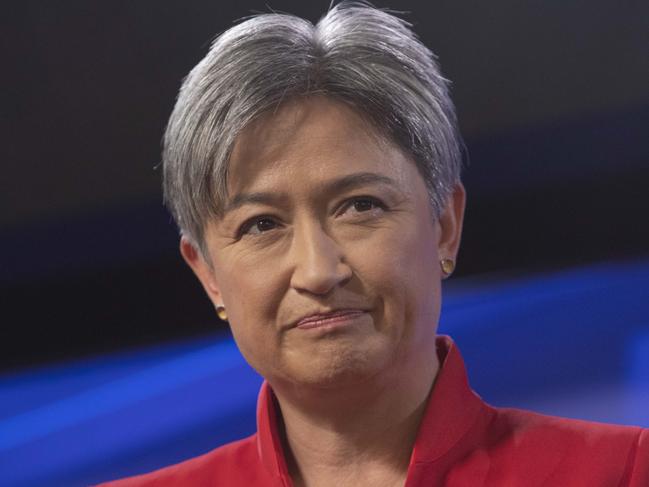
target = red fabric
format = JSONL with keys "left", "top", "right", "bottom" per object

{"left": 100, "top": 336, "right": 649, "bottom": 486}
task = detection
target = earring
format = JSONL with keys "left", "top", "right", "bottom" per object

{"left": 216, "top": 305, "right": 228, "bottom": 321}
{"left": 440, "top": 258, "right": 455, "bottom": 276}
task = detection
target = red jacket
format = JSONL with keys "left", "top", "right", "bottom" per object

{"left": 100, "top": 337, "right": 649, "bottom": 486}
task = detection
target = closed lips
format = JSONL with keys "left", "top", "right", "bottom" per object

{"left": 296, "top": 310, "right": 366, "bottom": 329}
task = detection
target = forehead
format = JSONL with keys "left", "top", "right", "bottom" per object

{"left": 226, "top": 96, "right": 406, "bottom": 194}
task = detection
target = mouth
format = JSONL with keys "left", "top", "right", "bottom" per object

{"left": 295, "top": 309, "right": 368, "bottom": 330}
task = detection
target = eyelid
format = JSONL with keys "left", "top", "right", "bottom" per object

{"left": 236, "top": 214, "right": 280, "bottom": 238}
{"left": 336, "top": 195, "right": 387, "bottom": 216}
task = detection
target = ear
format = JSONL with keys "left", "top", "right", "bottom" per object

{"left": 179, "top": 236, "right": 223, "bottom": 307}
{"left": 437, "top": 182, "right": 466, "bottom": 263}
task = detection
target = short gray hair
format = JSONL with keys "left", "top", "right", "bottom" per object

{"left": 163, "top": 1, "right": 463, "bottom": 253}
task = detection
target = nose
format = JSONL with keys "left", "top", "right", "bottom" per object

{"left": 289, "top": 221, "right": 352, "bottom": 295}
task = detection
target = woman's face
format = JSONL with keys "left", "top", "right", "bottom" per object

{"left": 182, "top": 97, "right": 465, "bottom": 389}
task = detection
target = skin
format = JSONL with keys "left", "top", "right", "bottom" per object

{"left": 181, "top": 96, "right": 465, "bottom": 487}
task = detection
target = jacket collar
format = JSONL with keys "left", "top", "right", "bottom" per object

{"left": 408, "top": 335, "right": 484, "bottom": 465}
{"left": 256, "top": 380, "right": 291, "bottom": 483}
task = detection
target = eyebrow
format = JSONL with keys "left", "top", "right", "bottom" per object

{"left": 326, "top": 172, "right": 398, "bottom": 195}
{"left": 222, "top": 172, "right": 399, "bottom": 216}
{"left": 222, "top": 191, "right": 285, "bottom": 215}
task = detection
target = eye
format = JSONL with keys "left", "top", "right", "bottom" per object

{"left": 237, "top": 216, "right": 279, "bottom": 237}
{"left": 352, "top": 198, "right": 377, "bottom": 212}
{"left": 339, "top": 196, "right": 386, "bottom": 216}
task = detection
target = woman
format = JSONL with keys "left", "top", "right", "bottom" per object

{"left": 103, "top": 3, "right": 647, "bottom": 486}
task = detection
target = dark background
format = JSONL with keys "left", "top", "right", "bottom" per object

{"left": 2, "top": 0, "right": 648, "bottom": 372}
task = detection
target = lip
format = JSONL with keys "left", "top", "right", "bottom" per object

{"left": 294, "top": 309, "right": 367, "bottom": 330}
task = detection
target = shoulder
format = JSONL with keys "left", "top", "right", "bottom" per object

{"left": 491, "top": 406, "right": 643, "bottom": 443}
{"left": 96, "top": 434, "right": 270, "bottom": 486}
{"left": 481, "top": 406, "right": 649, "bottom": 485}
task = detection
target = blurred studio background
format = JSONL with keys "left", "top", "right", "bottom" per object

{"left": 1, "top": 1, "right": 648, "bottom": 485}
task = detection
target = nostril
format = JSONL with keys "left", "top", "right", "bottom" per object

{"left": 290, "top": 256, "right": 352, "bottom": 295}
{"left": 291, "top": 267, "right": 346, "bottom": 296}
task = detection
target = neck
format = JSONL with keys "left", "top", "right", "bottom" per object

{"left": 270, "top": 352, "right": 440, "bottom": 487}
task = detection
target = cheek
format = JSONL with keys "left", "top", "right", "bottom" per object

{"left": 216, "top": 260, "right": 287, "bottom": 373}
{"left": 377, "top": 218, "right": 439, "bottom": 284}
{"left": 406, "top": 226, "right": 443, "bottom": 320}
{"left": 218, "top": 250, "right": 285, "bottom": 319}
{"left": 351, "top": 220, "right": 441, "bottom": 327}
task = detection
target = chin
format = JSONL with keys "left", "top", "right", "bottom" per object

{"left": 280, "top": 342, "right": 393, "bottom": 389}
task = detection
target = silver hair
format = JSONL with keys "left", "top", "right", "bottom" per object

{"left": 162, "top": 1, "right": 463, "bottom": 254}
